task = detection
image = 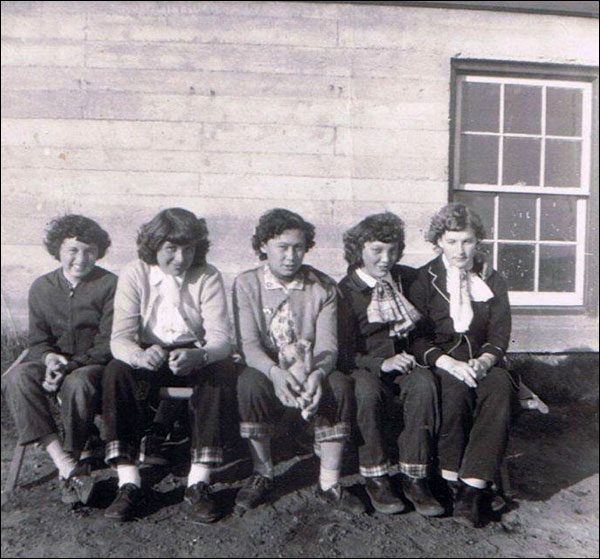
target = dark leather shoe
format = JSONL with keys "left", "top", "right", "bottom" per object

{"left": 104, "top": 483, "right": 143, "bottom": 521}
{"left": 235, "top": 473, "right": 274, "bottom": 512}
{"left": 61, "top": 463, "right": 96, "bottom": 505}
{"left": 403, "top": 477, "right": 445, "bottom": 517}
{"left": 316, "top": 483, "right": 365, "bottom": 515}
{"left": 365, "top": 475, "right": 405, "bottom": 514}
{"left": 453, "top": 483, "right": 483, "bottom": 528}
{"left": 184, "top": 482, "right": 221, "bottom": 523}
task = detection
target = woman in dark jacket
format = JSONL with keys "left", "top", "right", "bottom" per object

{"left": 409, "top": 203, "right": 519, "bottom": 527}
{"left": 338, "top": 213, "right": 443, "bottom": 517}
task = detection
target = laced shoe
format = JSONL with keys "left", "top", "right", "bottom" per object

{"left": 403, "top": 476, "right": 445, "bottom": 517}
{"left": 365, "top": 475, "right": 405, "bottom": 514}
{"left": 184, "top": 482, "right": 221, "bottom": 523}
{"left": 315, "top": 483, "right": 365, "bottom": 515}
{"left": 60, "top": 463, "right": 96, "bottom": 505}
{"left": 234, "top": 473, "right": 274, "bottom": 512}
{"left": 104, "top": 483, "right": 144, "bottom": 521}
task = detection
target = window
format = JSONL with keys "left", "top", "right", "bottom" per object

{"left": 451, "top": 61, "right": 598, "bottom": 308}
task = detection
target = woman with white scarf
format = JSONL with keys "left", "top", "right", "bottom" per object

{"left": 338, "top": 213, "right": 444, "bottom": 517}
{"left": 409, "top": 203, "right": 518, "bottom": 528}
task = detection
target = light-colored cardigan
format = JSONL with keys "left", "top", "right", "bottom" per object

{"left": 111, "top": 259, "right": 232, "bottom": 367}
{"left": 232, "top": 264, "right": 338, "bottom": 376}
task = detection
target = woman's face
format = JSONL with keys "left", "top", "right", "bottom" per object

{"left": 437, "top": 228, "right": 478, "bottom": 269}
{"left": 360, "top": 241, "right": 399, "bottom": 280}
{"left": 261, "top": 229, "right": 307, "bottom": 282}
{"left": 156, "top": 241, "right": 196, "bottom": 276}
{"left": 59, "top": 238, "right": 99, "bottom": 281}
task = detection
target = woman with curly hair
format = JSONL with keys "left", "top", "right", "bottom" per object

{"left": 102, "top": 208, "right": 237, "bottom": 522}
{"left": 2, "top": 214, "right": 116, "bottom": 506}
{"left": 232, "top": 208, "right": 364, "bottom": 515}
{"left": 409, "top": 203, "right": 518, "bottom": 527}
{"left": 337, "top": 212, "right": 443, "bottom": 517}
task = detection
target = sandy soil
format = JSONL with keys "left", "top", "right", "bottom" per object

{"left": 1, "top": 394, "right": 598, "bottom": 559}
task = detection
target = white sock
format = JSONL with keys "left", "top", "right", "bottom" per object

{"left": 187, "top": 463, "right": 211, "bottom": 487}
{"left": 441, "top": 469, "right": 459, "bottom": 482}
{"left": 117, "top": 464, "right": 142, "bottom": 488}
{"left": 248, "top": 438, "right": 274, "bottom": 479}
{"left": 461, "top": 477, "right": 487, "bottom": 489}
{"left": 42, "top": 434, "right": 76, "bottom": 479}
{"left": 254, "top": 459, "right": 274, "bottom": 479}
{"left": 319, "top": 467, "right": 340, "bottom": 491}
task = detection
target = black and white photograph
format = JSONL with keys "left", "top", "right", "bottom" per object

{"left": 1, "top": 1, "right": 598, "bottom": 557}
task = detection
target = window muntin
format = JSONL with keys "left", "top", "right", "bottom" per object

{"left": 454, "top": 75, "right": 592, "bottom": 306}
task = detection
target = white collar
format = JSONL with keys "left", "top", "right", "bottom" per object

{"left": 263, "top": 264, "right": 305, "bottom": 291}
{"left": 149, "top": 265, "right": 185, "bottom": 287}
{"left": 356, "top": 267, "right": 394, "bottom": 288}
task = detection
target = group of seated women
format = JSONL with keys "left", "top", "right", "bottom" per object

{"left": 2, "top": 202, "right": 519, "bottom": 528}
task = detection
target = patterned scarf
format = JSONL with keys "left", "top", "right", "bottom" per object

{"left": 367, "top": 279, "right": 421, "bottom": 339}
{"left": 268, "top": 298, "right": 297, "bottom": 351}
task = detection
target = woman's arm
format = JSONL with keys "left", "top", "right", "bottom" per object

{"left": 198, "top": 267, "right": 232, "bottom": 364}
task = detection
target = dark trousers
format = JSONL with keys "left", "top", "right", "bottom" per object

{"left": 237, "top": 367, "right": 353, "bottom": 443}
{"left": 352, "top": 367, "right": 439, "bottom": 478}
{"left": 433, "top": 366, "right": 519, "bottom": 482}
{"left": 102, "top": 357, "right": 238, "bottom": 466}
{"left": 2, "top": 361, "right": 103, "bottom": 453}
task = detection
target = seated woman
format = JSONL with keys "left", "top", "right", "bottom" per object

{"left": 102, "top": 208, "right": 237, "bottom": 523}
{"left": 2, "top": 214, "right": 115, "bottom": 506}
{"left": 338, "top": 213, "right": 443, "bottom": 516}
{"left": 233, "top": 208, "right": 363, "bottom": 515}
{"left": 409, "top": 203, "right": 518, "bottom": 527}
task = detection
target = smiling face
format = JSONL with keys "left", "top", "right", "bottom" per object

{"left": 59, "top": 238, "right": 99, "bottom": 283}
{"left": 360, "top": 240, "right": 400, "bottom": 280}
{"left": 437, "top": 228, "right": 478, "bottom": 270}
{"left": 156, "top": 241, "right": 196, "bottom": 277}
{"left": 261, "top": 229, "right": 307, "bottom": 282}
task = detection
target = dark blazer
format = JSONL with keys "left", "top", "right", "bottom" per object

{"left": 337, "top": 264, "right": 419, "bottom": 376}
{"left": 27, "top": 266, "right": 117, "bottom": 368}
{"left": 408, "top": 255, "right": 511, "bottom": 368}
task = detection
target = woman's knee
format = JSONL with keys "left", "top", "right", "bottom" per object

{"left": 237, "top": 366, "right": 271, "bottom": 400}
{"left": 60, "top": 367, "right": 102, "bottom": 398}
{"left": 2, "top": 362, "right": 44, "bottom": 396}
{"left": 352, "top": 369, "right": 382, "bottom": 407}
{"left": 481, "top": 367, "right": 516, "bottom": 400}
{"left": 403, "top": 368, "right": 437, "bottom": 397}
{"left": 326, "top": 370, "right": 353, "bottom": 402}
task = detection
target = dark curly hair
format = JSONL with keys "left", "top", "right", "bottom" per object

{"left": 425, "top": 203, "right": 486, "bottom": 245}
{"left": 251, "top": 208, "right": 316, "bottom": 260}
{"left": 137, "top": 208, "right": 210, "bottom": 266}
{"left": 44, "top": 214, "right": 111, "bottom": 260}
{"left": 343, "top": 212, "right": 405, "bottom": 268}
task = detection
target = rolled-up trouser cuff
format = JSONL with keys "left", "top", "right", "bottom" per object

{"left": 314, "top": 422, "right": 351, "bottom": 443}
{"left": 360, "top": 461, "right": 391, "bottom": 478}
{"left": 399, "top": 462, "right": 429, "bottom": 479}
{"left": 240, "top": 422, "right": 275, "bottom": 439}
{"left": 192, "top": 446, "right": 224, "bottom": 466}
{"left": 105, "top": 440, "right": 136, "bottom": 465}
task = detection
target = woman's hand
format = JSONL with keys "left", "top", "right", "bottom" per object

{"left": 269, "top": 365, "right": 302, "bottom": 407}
{"left": 136, "top": 344, "right": 168, "bottom": 371}
{"left": 468, "top": 352, "right": 497, "bottom": 380}
{"left": 169, "top": 348, "right": 206, "bottom": 376}
{"left": 435, "top": 355, "right": 478, "bottom": 388}
{"left": 302, "top": 369, "right": 326, "bottom": 416}
{"left": 381, "top": 352, "right": 416, "bottom": 375}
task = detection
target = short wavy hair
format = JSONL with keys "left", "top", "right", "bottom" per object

{"left": 137, "top": 208, "right": 210, "bottom": 266}
{"left": 251, "top": 208, "right": 316, "bottom": 260}
{"left": 44, "top": 214, "right": 111, "bottom": 260}
{"left": 343, "top": 212, "right": 405, "bottom": 268}
{"left": 425, "top": 203, "right": 486, "bottom": 245}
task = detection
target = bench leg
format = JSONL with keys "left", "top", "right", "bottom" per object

{"left": 4, "top": 444, "right": 27, "bottom": 493}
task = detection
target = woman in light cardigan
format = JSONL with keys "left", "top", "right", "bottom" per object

{"left": 409, "top": 203, "right": 519, "bottom": 528}
{"left": 102, "top": 208, "right": 237, "bottom": 523}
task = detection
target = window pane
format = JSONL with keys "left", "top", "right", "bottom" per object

{"left": 498, "top": 243, "right": 535, "bottom": 291}
{"left": 545, "top": 139, "right": 581, "bottom": 187}
{"left": 539, "top": 245, "right": 576, "bottom": 292}
{"left": 461, "top": 82, "right": 500, "bottom": 132}
{"left": 504, "top": 85, "right": 542, "bottom": 134}
{"left": 460, "top": 135, "right": 498, "bottom": 184}
{"left": 454, "top": 191, "right": 495, "bottom": 235}
{"left": 540, "top": 196, "right": 577, "bottom": 241}
{"left": 502, "top": 137, "right": 541, "bottom": 186}
{"left": 546, "top": 88, "right": 583, "bottom": 137}
{"left": 498, "top": 194, "right": 536, "bottom": 240}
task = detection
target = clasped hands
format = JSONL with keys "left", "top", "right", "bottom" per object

{"left": 270, "top": 366, "right": 325, "bottom": 419}
{"left": 380, "top": 351, "right": 416, "bottom": 375}
{"left": 134, "top": 344, "right": 206, "bottom": 376}
{"left": 435, "top": 353, "right": 496, "bottom": 388}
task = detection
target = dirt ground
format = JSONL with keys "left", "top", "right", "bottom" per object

{"left": 1, "top": 358, "right": 599, "bottom": 559}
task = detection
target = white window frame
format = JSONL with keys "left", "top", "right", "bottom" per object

{"left": 453, "top": 75, "right": 593, "bottom": 306}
